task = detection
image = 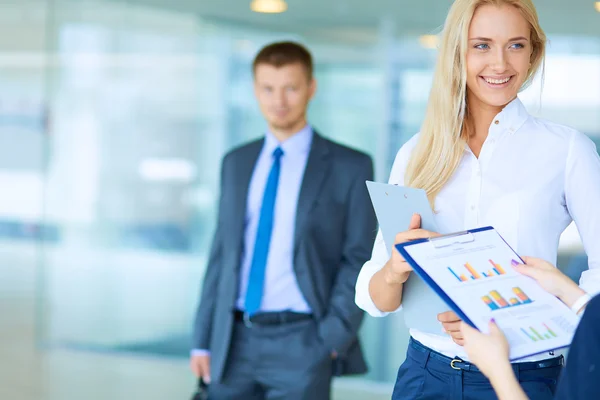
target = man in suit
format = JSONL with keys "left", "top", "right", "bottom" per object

{"left": 190, "top": 41, "right": 376, "bottom": 400}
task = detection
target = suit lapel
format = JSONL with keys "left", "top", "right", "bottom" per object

{"left": 294, "top": 133, "right": 331, "bottom": 252}
{"left": 231, "top": 139, "right": 264, "bottom": 265}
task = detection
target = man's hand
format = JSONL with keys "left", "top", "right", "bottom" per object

{"left": 438, "top": 311, "right": 464, "bottom": 346}
{"left": 190, "top": 354, "right": 211, "bottom": 384}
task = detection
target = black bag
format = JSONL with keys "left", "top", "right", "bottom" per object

{"left": 190, "top": 378, "right": 209, "bottom": 400}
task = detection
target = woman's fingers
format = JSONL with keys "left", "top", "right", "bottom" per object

{"left": 521, "top": 256, "right": 553, "bottom": 270}
{"left": 408, "top": 213, "right": 421, "bottom": 230}
{"left": 394, "top": 229, "right": 440, "bottom": 244}
{"left": 460, "top": 321, "right": 477, "bottom": 337}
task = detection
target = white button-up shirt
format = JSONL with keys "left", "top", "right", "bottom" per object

{"left": 355, "top": 97, "right": 600, "bottom": 362}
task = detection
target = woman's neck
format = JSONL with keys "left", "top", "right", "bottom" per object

{"left": 468, "top": 96, "right": 505, "bottom": 140}
{"left": 466, "top": 92, "right": 511, "bottom": 157}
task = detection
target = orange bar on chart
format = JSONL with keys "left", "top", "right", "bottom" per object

{"left": 512, "top": 287, "right": 532, "bottom": 304}
{"left": 490, "top": 290, "right": 509, "bottom": 308}
{"left": 489, "top": 259, "right": 506, "bottom": 275}
{"left": 459, "top": 274, "right": 468, "bottom": 282}
{"left": 465, "top": 263, "right": 482, "bottom": 280}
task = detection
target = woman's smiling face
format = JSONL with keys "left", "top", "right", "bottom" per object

{"left": 466, "top": 4, "right": 532, "bottom": 109}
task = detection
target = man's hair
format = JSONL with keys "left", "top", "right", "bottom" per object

{"left": 252, "top": 41, "right": 313, "bottom": 80}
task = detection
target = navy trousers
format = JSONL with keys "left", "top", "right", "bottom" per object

{"left": 392, "top": 338, "right": 563, "bottom": 400}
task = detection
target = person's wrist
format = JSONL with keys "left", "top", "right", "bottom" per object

{"left": 558, "top": 283, "right": 586, "bottom": 308}
{"left": 489, "top": 362, "right": 516, "bottom": 387}
{"left": 383, "top": 263, "right": 408, "bottom": 285}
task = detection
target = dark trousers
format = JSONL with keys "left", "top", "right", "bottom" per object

{"left": 208, "top": 318, "right": 333, "bottom": 400}
{"left": 392, "top": 338, "right": 563, "bottom": 400}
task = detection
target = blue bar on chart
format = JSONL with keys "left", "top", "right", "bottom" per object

{"left": 448, "top": 267, "right": 462, "bottom": 282}
{"left": 482, "top": 295, "right": 499, "bottom": 310}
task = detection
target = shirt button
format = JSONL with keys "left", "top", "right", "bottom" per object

{"left": 470, "top": 205, "right": 476, "bottom": 211}
{"left": 494, "top": 120, "right": 500, "bottom": 125}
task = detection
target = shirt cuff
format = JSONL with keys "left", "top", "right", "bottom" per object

{"left": 191, "top": 349, "right": 210, "bottom": 357}
{"left": 571, "top": 293, "right": 592, "bottom": 315}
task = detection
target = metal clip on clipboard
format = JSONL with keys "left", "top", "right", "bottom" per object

{"left": 429, "top": 230, "right": 475, "bottom": 248}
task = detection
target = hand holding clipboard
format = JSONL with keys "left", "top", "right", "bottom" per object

{"left": 384, "top": 213, "right": 441, "bottom": 285}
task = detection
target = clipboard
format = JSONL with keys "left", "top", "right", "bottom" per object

{"left": 395, "top": 228, "right": 491, "bottom": 329}
{"left": 365, "top": 181, "right": 451, "bottom": 333}
{"left": 395, "top": 226, "right": 578, "bottom": 360}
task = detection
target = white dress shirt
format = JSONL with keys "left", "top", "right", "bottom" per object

{"left": 355, "top": 97, "right": 600, "bottom": 363}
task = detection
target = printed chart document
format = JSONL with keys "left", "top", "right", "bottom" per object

{"left": 396, "top": 226, "right": 580, "bottom": 360}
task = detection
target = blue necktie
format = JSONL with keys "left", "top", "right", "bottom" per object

{"left": 244, "top": 147, "right": 284, "bottom": 315}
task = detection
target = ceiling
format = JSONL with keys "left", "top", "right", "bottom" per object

{"left": 121, "top": 0, "right": 600, "bottom": 40}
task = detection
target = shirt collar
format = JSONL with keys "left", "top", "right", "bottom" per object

{"left": 264, "top": 124, "right": 314, "bottom": 156}
{"left": 463, "top": 97, "right": 530, "bottom": 152}
{"left": 491, "top": 96, "right": 530, "bottom": 135}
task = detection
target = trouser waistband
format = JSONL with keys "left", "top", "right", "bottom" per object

{"left": 408, "top": 337, "right": 564, "bottom": 372}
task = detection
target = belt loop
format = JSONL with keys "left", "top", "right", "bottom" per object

{"left": 454, "top": 369, "right": 463, "bottom": 397}
{"left": 513, "top": 363, "right": 520, "bottom": 381}
{"left": 422, "top": 348, "right": 431, "bottom": 369}
{"left": 243, "top": 312, "right": 253, "bottom": 328}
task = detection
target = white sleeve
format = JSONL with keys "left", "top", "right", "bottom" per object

{"left": 355, "top": 135, "right": 418, "bottom": 317}
{"left": 565, "top": 131, "right": 600, "bottom": 296}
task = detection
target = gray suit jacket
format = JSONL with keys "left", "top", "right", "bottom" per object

{"left": 192, "top": 132, "right": 377, "bottom": 383}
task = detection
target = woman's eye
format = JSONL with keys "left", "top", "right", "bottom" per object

{"left": 475, "top": 43, "right": 490, "bottom": 50}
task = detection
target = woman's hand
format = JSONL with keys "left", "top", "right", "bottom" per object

{"left": 383, "top": 213, "right": 440, "bottom": 285}
{"left": 368, "top": 214, "right": 439, "bottom": 313}
{"left": 513, "top": 257, "right": 585, "bottom": 308}
{"left": 460, "top": 320, "right": 511, "bottom": 380}
{"left": 438, "top": 311, "right": 464, "bottom": 345}
{"left": 461, "top": 320, "right": 529, "bottom": 400}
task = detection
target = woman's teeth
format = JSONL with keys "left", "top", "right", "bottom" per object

{"left": 484, "top": 77, "right": 511, "bottom": 84}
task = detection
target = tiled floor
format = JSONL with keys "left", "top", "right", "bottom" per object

{"left": 0, "top": 241, "right": 391, "bottom": 400}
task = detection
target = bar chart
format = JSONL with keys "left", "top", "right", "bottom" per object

{"left": 448, "top": 259, "right": 513, "bottom": 282}
{"left": 520, "top": 323, "right": 558, "bottom": 342}
{"left": 481, "top": 287, "right": 533, "bottom": 311}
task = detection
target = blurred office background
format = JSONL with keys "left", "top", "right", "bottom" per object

{"left": 0, "top": 0, "right": 598, "bottom": 398}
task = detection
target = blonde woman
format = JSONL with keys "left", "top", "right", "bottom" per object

{"left": 355, "top": 0, "right": 600, "bottom": 399}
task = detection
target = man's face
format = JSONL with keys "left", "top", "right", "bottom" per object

{"left": 254, "top": 62, "right": 316, "bottom": 134}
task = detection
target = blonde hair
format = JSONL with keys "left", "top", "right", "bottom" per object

{"left": 404, "top": 0, "right": 546, "bottom": 208}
